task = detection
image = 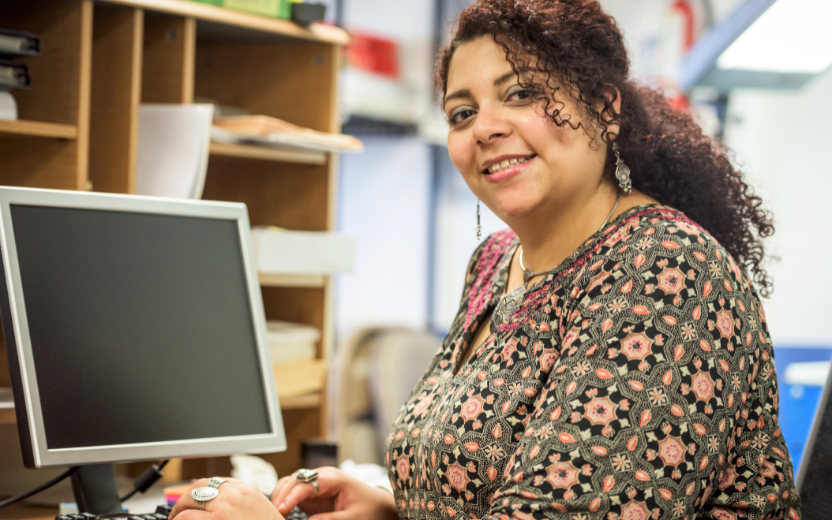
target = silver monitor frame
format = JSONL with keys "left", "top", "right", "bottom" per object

{"left": 0, "top": 186, "right": 286, "bottom": 467}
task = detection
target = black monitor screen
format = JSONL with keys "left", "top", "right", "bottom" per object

{"left": 10, "top": 205, "right": 272, "bottom": 450}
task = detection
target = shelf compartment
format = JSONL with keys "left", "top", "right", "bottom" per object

{"left": 259, "top": 273, "right": 326, "bottom": 288}
{"left": 0, "top": 408, "right": 14, "bottom": 425}
{"left": 210, "top": 141, "right": 326, "bottom": 165}
{"left": 0, "top": 120, "right": 78, "bottom": 139}
{"left": 102, "top": 0, "right": 350, "bottom": 45}
{"left": 280, "top": 392, "right": 322, "bottom": 410}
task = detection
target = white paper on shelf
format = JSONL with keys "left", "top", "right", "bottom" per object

{"left": 211, "top": 126, "right": 362, "bottom": 154}
{"left": 0, "top": 90, "right": 17, "bottom": 120}
{"left": 136, "top": 104, "right": 214, "bottom": 199}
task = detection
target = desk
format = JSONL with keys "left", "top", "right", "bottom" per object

{"left": 1, "top": 502, "right": 57, "bottom": 520}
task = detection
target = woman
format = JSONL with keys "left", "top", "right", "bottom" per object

{"left": 171, "top": 1, "right": 800, "bottom": 519}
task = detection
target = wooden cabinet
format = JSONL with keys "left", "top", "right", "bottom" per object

{"left": 0, "top": 0, "right": 347, "bottom": 483}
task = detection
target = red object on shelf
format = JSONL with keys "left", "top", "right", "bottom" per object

{"left": 345, "top": 31, "right": 399, "bottom": 79}
{"left": 672, "top": 0, "right": 695, "bottom": 51}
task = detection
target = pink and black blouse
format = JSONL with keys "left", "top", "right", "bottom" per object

{"left": 385, "top": 204, "right": 801, "bottom": 520}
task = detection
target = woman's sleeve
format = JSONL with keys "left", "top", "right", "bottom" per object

{"left": 483, "top": 230, "right": 771, "bottom": 519}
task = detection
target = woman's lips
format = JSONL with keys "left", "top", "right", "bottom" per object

{"left": 482, "top": 156, "right": 535, "bottom": 183}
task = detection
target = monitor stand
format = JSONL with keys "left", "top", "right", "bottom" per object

{"left": 71, "top": 464, "right": 124, "bottom": 515}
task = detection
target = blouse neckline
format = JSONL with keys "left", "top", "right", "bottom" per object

{"left": 491, "top": 203, "right": 664, "bottom": 300}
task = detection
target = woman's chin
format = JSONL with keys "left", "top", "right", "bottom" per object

{"left": 493, "top": 199, "right": 542, "bottom": 221}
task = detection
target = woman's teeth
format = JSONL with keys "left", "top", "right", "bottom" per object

{"left": 487, "top": 156, "right": 531, "bottom": 174}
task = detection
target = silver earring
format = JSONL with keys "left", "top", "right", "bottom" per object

{"left": 613, "top": 142, "right": 632, "bottom": 193}
{"left": 476, "top": 199, "right": 482, "bottom": 241}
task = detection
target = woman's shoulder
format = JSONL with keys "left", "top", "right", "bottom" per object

{"left": 586, "top": 204, "right": 750, "bottom": 294}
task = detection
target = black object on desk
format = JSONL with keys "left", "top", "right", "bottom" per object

{"left": 54, "top": 503, "right": 309, "bottom": 520}
{"left": 291, "top": 3, "right": 326, "bottom": 26}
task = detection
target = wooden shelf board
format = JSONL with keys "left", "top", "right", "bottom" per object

{"left": 210, "top": 141, "right": 327, "bottom": 165}
{"left": 0, "top": 408, "right": 15, "bottom": 425}
{"left": 100, "top": 0, "right": 350, "bottom": 45}
{"left": 0, "top": 120, "right": 78, "bottom": 140}
{"left": 259, "top": 273, "right": 327, "bottom": 288}
{"left": 0, "top": 392, "right": 323, "bottom": 419}
{"left": 280, "top": 392, "right": 321, "bottom": 410}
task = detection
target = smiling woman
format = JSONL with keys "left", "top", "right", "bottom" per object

{"left": 169, "top": 2, "right": 800, "bottom": 520}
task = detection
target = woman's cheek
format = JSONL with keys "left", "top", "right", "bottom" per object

{"left": 447, "top": 134, "right": 475, "bottom": 178}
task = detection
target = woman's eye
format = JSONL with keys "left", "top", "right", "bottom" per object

{"left": 449, "top": 108, "right": 476, "bottom": 126}
{"left": 507, "top": 87, "right": 532, "bottom": 102}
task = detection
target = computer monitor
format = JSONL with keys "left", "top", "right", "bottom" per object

{"left": 0, "top": 187, "right": 286, "bottom": 511}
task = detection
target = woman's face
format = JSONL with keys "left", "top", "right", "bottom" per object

{"left": 444, "top": 36, "right": 609, "bottom": 222}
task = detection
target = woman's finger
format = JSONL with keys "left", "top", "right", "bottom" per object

{"left": 169, "top": 479, "right": 211, "bottom": 520}
{"left": 270, "top": 475, "right": 297, "bottom": 504}
{"left": 172, "top": 510, "right": 209, "bottom": 520}
{"left": 276, "top": 480, "right": 317, "bottom": 516}
{"left": 271, "top": 476, "right": 303, "bottom": 510}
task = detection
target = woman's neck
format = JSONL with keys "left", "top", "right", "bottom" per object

{"left": 511, "top": 183, "right": 653, "bottom": 276}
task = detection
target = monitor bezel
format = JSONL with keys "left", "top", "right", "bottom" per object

{"left": 0, "top": 186, "right": 286, "bottom": 468}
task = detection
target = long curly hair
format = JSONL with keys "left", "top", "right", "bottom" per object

{"left": 437, "top": 0, "right": 775, "bottom": 296}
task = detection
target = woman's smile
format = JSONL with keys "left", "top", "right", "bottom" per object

{"left": 481, "top": 154, "right": 536, "bottom": 183}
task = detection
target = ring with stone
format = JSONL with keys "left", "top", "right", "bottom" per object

{"left": 295, "top": 468, "right": 319, "bottom": 496}
{"left": 192, "top": 485, "right": 220, "bottom": 510}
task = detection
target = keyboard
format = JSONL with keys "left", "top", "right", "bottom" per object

{"left": 54, "top": 503, "right": 309, "bottom": 520}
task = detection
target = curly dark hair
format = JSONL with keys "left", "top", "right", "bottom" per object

{"left": 437, "top": 0, "right": 774, "bottom": 296}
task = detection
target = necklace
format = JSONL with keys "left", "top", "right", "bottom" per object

{"left": 519, "top": 191, "right": 622, "bottom": 284}
{"left": 493, "top": 191, "right": 623, "bottom": 327}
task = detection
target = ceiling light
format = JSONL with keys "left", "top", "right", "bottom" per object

{"left": 680, "top": 0, "right": 832, "bottom": 91}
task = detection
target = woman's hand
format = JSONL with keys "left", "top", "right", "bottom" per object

{"left": 270, "top": 467, "right": 398, "bottom": 520}
{"left": 170, "top": 478, "right": 284, "bottom": 520}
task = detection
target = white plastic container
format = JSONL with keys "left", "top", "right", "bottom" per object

{"left": 251, "top": 227, "right": 355, "bottom": 275}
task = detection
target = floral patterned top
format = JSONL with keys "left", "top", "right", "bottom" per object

{"left": 385, "top": 204, "right": 801, "bottom": 520}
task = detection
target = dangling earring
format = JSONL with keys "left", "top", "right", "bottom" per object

{"left": 476, "top": 199, "right": 482, "bottom": 241}
{"left": 613, "top": 142, "right": 632, "bottom": 193}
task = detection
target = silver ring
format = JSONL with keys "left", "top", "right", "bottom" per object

{"left": 208, "top": 477, "right": 227, "bottom": 489}
{"left": 295, "top": 468, "right": 319, "bottom": 496}
{"left": 192, "top": 485, "right": 220, "bottom": 511}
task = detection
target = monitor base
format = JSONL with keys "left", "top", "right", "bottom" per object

{"left": 71, "top": 464, "right": 123, "bottom": 515}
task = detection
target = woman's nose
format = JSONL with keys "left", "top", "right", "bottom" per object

{"left": 472, "top": 106, "right": 511, "bottom": 145}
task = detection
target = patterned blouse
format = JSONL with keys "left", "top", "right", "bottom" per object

{"left": 385, "top": 204, "right": 801, "bottom": 520}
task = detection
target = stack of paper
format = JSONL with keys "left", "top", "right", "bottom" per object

{"left": 267, "top": 320, "right": 320, "bottom": 365}
{"left": 212, "top": 115, "right": 363, "bottom": 154}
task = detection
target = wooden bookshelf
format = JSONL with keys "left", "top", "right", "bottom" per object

{"left": 210, "top": 141, "right": 327, "bottom": 165}
{"left": 104, "top": 0, "right": 350, "bottom": 44}
{"left": 0, "top": 120, "right": 78, "bottom": 139}
{"left": 259, "top": 273, "right": 328, "bottom": 288}
{"left": 0, "top": 408, "right": 15, "bottom": 425}
{"left": 0, "top": 0, "right": 346, "bottom": 487}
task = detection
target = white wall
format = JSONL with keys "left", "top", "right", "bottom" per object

{"left": 334, "top": 0, "right": 436, "bottom": 337}
{"left": 335, "top": 138, "right": 432, "bottom": 334}
{"left": 723, "top": 66, "right": 832, "bottom": 346}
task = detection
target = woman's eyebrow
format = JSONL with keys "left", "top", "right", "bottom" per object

{"left": 443, "top": 89, "right": 471, "bottom": 108}
{"left": 444, "top": 69, "right": 529, "bottom": 108}
{"left": 493, "top": 70, "right": 517, "bottom": 86}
